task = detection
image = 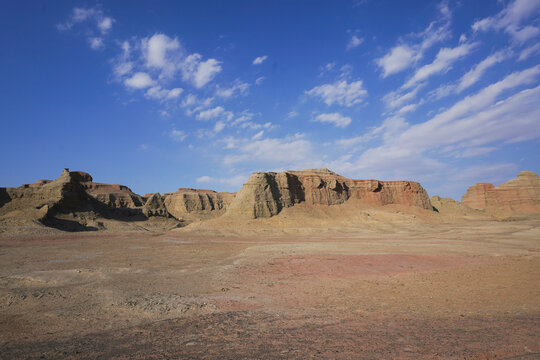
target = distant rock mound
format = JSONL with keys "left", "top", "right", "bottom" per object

{"left": 163, "top": 188, "right": 235, "bottom": 220}
{"left": 226, "top": 169, "right": 432, "bottom": 218}
{"left": 0, "top": 169, "right": 176, "bottom": 232}
{"left": 461, "top": 171, "right": 540, "bottom": 214}
{"left": 430, "top": 195, "right": 488, "bottom": 219}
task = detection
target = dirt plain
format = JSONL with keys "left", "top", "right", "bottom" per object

{"left": 1, "top": 206, "right": 539, "bottom": 359}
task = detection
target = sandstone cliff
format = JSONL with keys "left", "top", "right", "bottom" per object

{"left": 462, "top": 171, "right": 540, "bottom": 214}
{"left": 163, "top": 188, "right": 235, "bottom": 220}
{"left": 226, "top": 168, "right": 432, "bottom": 219}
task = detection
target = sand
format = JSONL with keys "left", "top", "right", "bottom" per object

{"left": 1, "top": 210, "right": 539, "bottom": 359}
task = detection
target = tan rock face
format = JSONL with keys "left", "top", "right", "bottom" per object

{"left": 226, "top": 168, "right": 433, "bottom": 218}
{"left": 81, "top": 182, "right": 145, "bottom": 208}
{"left": 142, "top": 193, "right": 170, "bottom": 217}
{"left": 461, "top": 171, "right": 540, "bottom": 214}
{"left": 163, "top": 188, "right": 235, "bottom": 220}
{"left": 0, "top": 169, "right": 94, "bottom": 222}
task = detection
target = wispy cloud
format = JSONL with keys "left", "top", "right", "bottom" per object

{"left": 124, "top": 72, "right": 155, "bottom": 89}
{"left": 376, "top": 2, "right": 452, "bottom": 77}
{"left": 215, "top": 79, "right": 250, "bottom": 98}
{"left": 252, "top": 55, "right": 268, "bottom": 65}
{"left": 346, "top": 35, "right": 363, "bottom": 50}
{"left": 314, "top": 113, "right": 352, "bottom": 128}
{"left": 181, "top": 54, "right": 222, "bottom": 88}
{"left": 306, "top": 80, "right": 367, "bottom": 107}
{"left": 58, "top": 7, "right": 115, "bottom": 50}
{"left": 196, "top": 106, "right": 233, "bottom": 121}
{"left": 170, "top": 129, "right": 187, "bottom": 142}
{"left": 403, "top": 42, "right": 478, "bottom": 89}
{"left": 472, "top": 0, "right": 540, "bottom": 43}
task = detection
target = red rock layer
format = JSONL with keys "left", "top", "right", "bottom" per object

{"left": 462, "top": 171, "right": 540, "bottom": 214}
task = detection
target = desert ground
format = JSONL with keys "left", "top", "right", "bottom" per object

{"left": 1, "top": 206, "right": 539, "bottom": 359}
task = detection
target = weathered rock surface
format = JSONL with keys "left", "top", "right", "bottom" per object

{"left": 226, "top": 168, "right": 433, "bottom": 219}
{"left": 462, "top": 171, "right": 540, "bottom": 214}
{"left": 142, "top": 193, "right": 170, "bottom": 217}
{"left": 430, "top": 195, "right": 488, "bottom": 219}
{"left": 0, "top": 169, "right": 178, "bottom": 232}
{"left": 163, "top": 188, "right": 235, "bottom": 220}
{"left": 0, "top": 169, "right": 101, "bottom": 229}
{"left": 82, "top": 182, "right": 146, "bottom": 209}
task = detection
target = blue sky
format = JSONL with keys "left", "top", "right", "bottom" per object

{"left": 1, "top": 0, "right": 539, "bottom": 200}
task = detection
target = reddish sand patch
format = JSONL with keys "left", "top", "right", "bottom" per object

{"left": 243, "top": 254, "right": 480, "bottom": 279}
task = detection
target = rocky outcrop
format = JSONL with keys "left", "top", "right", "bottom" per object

{"left": 142, "top": 193, "right": 170, "bottom": 217}
{"left": 0, "top": 169, "right": 177, "bottom": 232}
{"left": 0, "top": 169, "right": 97, "bottom": 223}
{"left": 81, "top": 182, "right": 145, "bottom": 209}
{"left": 462, "top": 171, "right": 540, "bottom": 214}
{"left": 163, "top": 188, "right": 235, "bottom": 220}
{"left": 226, "top": 168, "right": 432, "bottom": 218}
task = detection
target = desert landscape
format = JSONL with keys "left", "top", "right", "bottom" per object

{"left": 2, "top": 1, "right": 540, "bottom": 359}
{"left": 1, "top": 168, "right": 539, "bottom": 359}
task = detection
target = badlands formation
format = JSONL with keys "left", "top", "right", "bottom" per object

{"left": 1, "top": 168, "right": 539, "bottom": 358}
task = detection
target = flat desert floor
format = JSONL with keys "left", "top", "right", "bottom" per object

{"left": 1, "top": 216, "right": 540, "bottom": 359}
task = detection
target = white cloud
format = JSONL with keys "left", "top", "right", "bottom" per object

{"left": 215, "top": 80, "right": 249, "bottom": 98}
{"left": 429, "top": 50, "right": 510, "bottom": 100}
{"left": 197, "top": 106, "right": 233, "bottom": 121}
{"left": 456, "top": 51, "right": 508, "bottom": 92}
{"left": 472, "top": 0, "right": 540, "bottom": 43}
{"left": 114, "top": 61, "right": 133, "bottom": 77}
{"left": 124, "top": 72, "right": 155, "bottom": 89}
{"left": 214, "top": 121, "right": 226, "bottom": 133}
{"left": 347, "top": 35, "right": 363, "bottom": 50}
{"left": 286, "top": 111, "right": 298, "bottom": 119}
{"left": 58, "top": 7, "right": 115, "bottom": 49}
{"left": 196, "top": 175, "right": 212, "bottom": 183}
{"left": 88, "top": 37, "right": 104, "bottom": 50}
{"left": 196, "top": 174, "right": 248, "bottom": 188}
{"left": 170, "top": 129, "right": 187, "bottom": 142}
{"left": 519, "top": 42, "right": 540, "bottom": 61}
{"left": 383, "top": 83, "right": 425, "bottom": 109}
{"left": 252, "top": 130, "right": 264, "bottom": 140}
{"left": 141, "top": 34, "right": 181, "bottom": 78}
{"left": 397, "top": 104, "right": 417, "bottom": 114}
{"left": 376, "top": 5, "right": 451, "bottom": 77}
{"left": 98, "top": 17, "right": 114, "bottom": 34}
{"left": 223, "top": 134, "right": 317, "bottom": 169}
{"left": 306, "top": 80, "right": 367, "bottom": 107}
{"left": 377, "top": 46, "right": 416, "bottom": 78}
{"left": 182, "top": 54, "right": 222, "bottom": 88}
{"left": 391, "top": 66, "right": 540, "bottom": 153}
{"left": 255, "top": 76, "right": 266, "bottom": 85}
{"left": 145, "top": 86, "right": 183, "bottom": 101}
{"left": 252, "top": 55, "right": 268, "bottom": 65}
{"left": 314, "top": 113, "right": 352, "bottom": 128}
{"left": 403, "top": 42, "right": 477, "bottom": 89}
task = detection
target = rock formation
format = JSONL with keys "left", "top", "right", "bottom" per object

{"left": 226, "top": 168, "right": 432, "bottom": 218}
{"left": 163, "top": 188, "right": 235, "bottom": 220}
{"left": 0, "top": 169, "right": 176, "bottom": 231}
{"left": 142, "top": 193, "right": 169, "bottom": 217}
{"left": 462, "top": 171, "right": 540, "bottom": 214}
{"left": 0, "top": 169, "right": 100, "bottom": 228}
